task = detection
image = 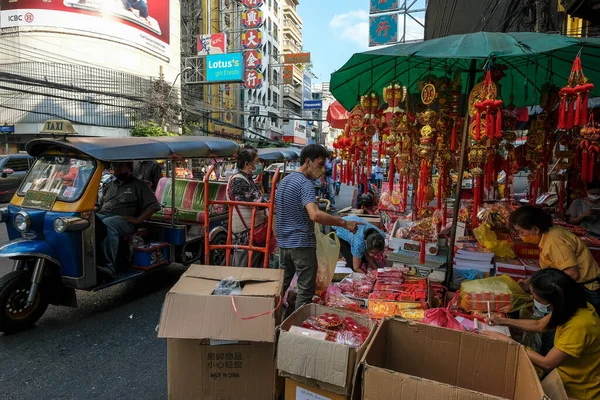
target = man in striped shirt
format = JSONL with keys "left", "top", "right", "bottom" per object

{"left": 276, "top": 144, "right": 359, "bottom": 309}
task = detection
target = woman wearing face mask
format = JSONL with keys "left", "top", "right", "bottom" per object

{"left": 227, "top": 145, "right": 267, "bottom": 267}
{"left": 568, "top": 181, "right": 600, "bottom": 237}
{"left": 333, "top": 215, "right": 386, "bottom": 273}
{"left": 485, "top": 268, "right": 600, "bottom": 400}
{"left": 509, "top": 205, "right": 600, "bottom": 313}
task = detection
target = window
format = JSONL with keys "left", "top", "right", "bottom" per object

{"left": 5, "top": 158, "right": 30, "bottom": 172}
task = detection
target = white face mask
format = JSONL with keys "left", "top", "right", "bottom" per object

{"left": 588, "top": 194, "right": 600, "bottom": 201}
{"left": 534, "top": 298, "right": 552, "bottom": 314}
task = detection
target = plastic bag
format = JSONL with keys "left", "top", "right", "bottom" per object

{"left": 315, "top": 223, "right": 340, "bottom": 293}
{"left": 460, "top": 275, "right": 532, "bottom": 313}
{"left": 214, "top": 276, "right": 242, "bottom": 296}
{"left": 473, "top": 223, "right": 516, "bottom": 259}
{"left": 423, "top": 292, "right": 466, "bottom": 331}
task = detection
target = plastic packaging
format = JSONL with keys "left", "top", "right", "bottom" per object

{"left": 473, "top": 223, "right": 516, "bottom": 259}
{"left": 460, "top": 275, "right": 532, "bottom": 313}
{"left": 315, "top": 223, "right": 340, "bottom": 293}
{"left": 213, "top": 276, "right": 242, "bottom": 296}
{"left": 423, "top": 291, "right": 466, "bottom": 331}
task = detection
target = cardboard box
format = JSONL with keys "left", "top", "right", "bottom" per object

{"left": 359, "top": 318, "right": 566, "bottom": 400}
{"left": 277, "top": 304, "right": 376, "bottom": 395}
{"left": 158, "top": 265, "right": 284, "bottom": 400}
{"left": 285, "top": 378, "right": 348, "bottom": 400}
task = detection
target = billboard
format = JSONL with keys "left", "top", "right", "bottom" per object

{"left": 302, "top": 73, "right": 312, "bottom": 102}
{"left": 369, "top": 14, "right": 398, "bottom": 47}
{"left": 206, "top": 53, "right": 243, "bottom": 82}
{"left": 284, "top": 52, "right": 311, "bottom": 64}
{"left": 0, "top": 0, "right": 170, "bottom": 58}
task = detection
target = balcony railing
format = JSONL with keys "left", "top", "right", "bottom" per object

{"left": 283, "top": 20, "right": 302, "bottom": 41}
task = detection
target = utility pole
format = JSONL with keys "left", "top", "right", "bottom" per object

{"left": 535, "top": 0, "right": 549, "bottom": 33}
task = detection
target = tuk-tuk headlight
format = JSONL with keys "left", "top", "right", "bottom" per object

{"left": 0, "top": 207, "right": 8, "bottom": 223}
{"left": 14, "top": 211, "right": 31, "bottom": 232}
{"left": 53, "top": 217, "right": 89, "bottom": 233}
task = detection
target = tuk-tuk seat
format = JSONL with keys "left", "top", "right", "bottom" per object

{"left": 151, "top": 177, "right": 228, "bottom": 224}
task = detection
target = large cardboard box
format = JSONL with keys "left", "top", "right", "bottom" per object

{"left": 158, "top": 265, "right": 284, "bottom": 400}
{"left": 277, "top": 304, "right": 376, "bottom": 395}
{"left": 359, "top": 318, "right": 567, "bottom": 400}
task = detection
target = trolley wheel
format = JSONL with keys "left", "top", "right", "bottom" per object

{"left": 209, "top": 233, "right": 228, "bottom": 266}
{"left": 0, "top": 270, "right": 49, "bottom": 334}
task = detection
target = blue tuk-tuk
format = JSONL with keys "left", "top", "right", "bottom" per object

{"left": 0, "top": 130, "right": 239, "bottom": 333}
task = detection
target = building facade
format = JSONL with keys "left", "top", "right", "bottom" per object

{"left": 281, "top": 0, "right": 306, "bottom": 145}
{"left": 0, "top": 0, "right": 182, "bottom": 147}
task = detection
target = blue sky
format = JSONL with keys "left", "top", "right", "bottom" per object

{"left": 297, "top": 0, "right": 425, "bottom": 83}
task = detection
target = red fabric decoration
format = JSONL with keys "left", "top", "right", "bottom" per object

{"left": 450, "top": 121, "right": 457, "bottom": 151}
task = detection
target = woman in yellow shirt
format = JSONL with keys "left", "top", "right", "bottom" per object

{"left": 486, "top": 268, "right": 600, "bottom": 400}
{"left": 509, "top": 205, "right": 600, "bottom": 313}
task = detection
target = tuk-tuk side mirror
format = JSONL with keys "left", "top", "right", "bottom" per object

{"left": 2, "top": 168, "right": 14, "bottom": 177}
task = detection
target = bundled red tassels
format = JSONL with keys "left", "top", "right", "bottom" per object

{"left": 389, "top": 159, "right": 394, "bottom": 192}
{"left": 559, "top": 54, "right": 595, "bottom": 129}
{"left": 473, "top": 70, "right": 503, "bottom": 141}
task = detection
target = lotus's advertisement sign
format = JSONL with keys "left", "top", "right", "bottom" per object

{"left": 0, "top": 0, "right": 170, "bottom": 58}
{"left": 206, "top": 53, "right": 243, "bottom": 83}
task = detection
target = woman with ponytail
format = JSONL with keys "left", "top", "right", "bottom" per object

{"left": 484, "top": 269, "right": 600, "bottom": 400}
{"left": 333, "top": 215, "right": 385, "bottom": 273}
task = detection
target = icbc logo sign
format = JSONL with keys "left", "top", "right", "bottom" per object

{"left": 8, "top": 13, "right": 34, "bottom": 23}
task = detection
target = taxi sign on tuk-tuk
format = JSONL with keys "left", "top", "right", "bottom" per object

{"left": 40, "top": 120, "right": 78, "bottom": 135}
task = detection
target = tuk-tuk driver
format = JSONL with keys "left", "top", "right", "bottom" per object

{"left": 96, "top": 162, "right": 161, "bottom": 279}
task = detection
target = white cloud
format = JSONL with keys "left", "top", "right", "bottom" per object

{"left": 329, "top": 10, "right": 370, "bottom": 49}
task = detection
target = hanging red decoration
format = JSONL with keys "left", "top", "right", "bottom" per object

{"left": 559, "top": 54, "right": 594, "bottom": 130}
{"left": 473, "top": 70, "right": 503, "bottom": 141}
{"left": 383, "top": 82, "right": 404, "bottom": 115}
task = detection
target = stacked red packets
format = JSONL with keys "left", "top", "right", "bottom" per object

{"left": 300, "top": 313, "right": 370, "bottom": 348}
{"left": 368, "top": 276, "right": 430, "bottom": 319}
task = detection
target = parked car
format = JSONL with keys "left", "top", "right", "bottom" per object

{"left": 0, "top": 153, "right": 34, "bottom": 202}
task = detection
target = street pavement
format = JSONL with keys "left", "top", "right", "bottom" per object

{"left": 0, "top": 184, "right": 356, "bottom": 400}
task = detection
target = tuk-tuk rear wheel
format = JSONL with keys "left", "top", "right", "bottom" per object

{"left": 0, "top": 270, "right": 49, "bottom": 334}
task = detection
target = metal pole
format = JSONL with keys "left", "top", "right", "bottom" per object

{"left": 446, "top": 60, "right": 477, "bottom": 288}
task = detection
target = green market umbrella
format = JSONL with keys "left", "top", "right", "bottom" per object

{"left": 330, "top": 32, "right": 600, "bottom": 111}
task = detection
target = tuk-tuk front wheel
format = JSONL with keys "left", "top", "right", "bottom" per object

{"left": 0, "top": 270, "right": 49, "bottom": 334}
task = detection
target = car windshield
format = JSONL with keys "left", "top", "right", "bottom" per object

{"left": 18, "top": 155, "right": 96, "bottom": 202}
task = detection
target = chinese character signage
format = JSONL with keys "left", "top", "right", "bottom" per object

{"left": 243, "top": 70, "right": 263, "bottom": 89}
{"left": 206, "top": 53, "right": 243, "bottom": 82}
{"left": 283, "top": 52, "right": 311, "bottom": 64}
{"left": 242, "top": 9, "right": 263, "bottom": 28}
{"left": 242, "top": 29, "right": 262, "bottom": 49}
{"left": 283, "top": 65, "right": 294, "bottom": 84}
{"left": 369, "top": 14, "right": 397, "bottom": 47}
{"left": 244, "top": 50, "right": 262, "bottom": 69}
{"left": 242, "top": 0, "right": 263, "bottom": 7}
{"left": 370, "top": 0, "right": 399, "bottom": 14}
{"left": 197, "top": 33, "right": 227, "bottom": 55}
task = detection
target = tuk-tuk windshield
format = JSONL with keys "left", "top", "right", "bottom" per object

{"left": 18, "top": 155, "right": 97, "bottom": 202}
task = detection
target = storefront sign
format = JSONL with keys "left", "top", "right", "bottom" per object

{"left": 242, "top": 8, "right": 263, "bottom": 28}
{"left": 242, "top": 29, "right": 262, "bottom": 49}
{"left": 244, "top": 50, "right": 262, "bottom": 69}
{"left": 369, "top": 14, "right": 398, "bottom": 47}
{"left": 197, "top": 33, "right": 227, "bottom": 55}
{"left": 283, "top": 52, "right": 311, "bottom": 64}
{"left": 242, "top": 0, "right": 263, "bottom": 7}
{"left": 283, "top": 64, "right": 294, "bottom": 84}
{"left": 243, "top": 70, "right": 263, "bottom": 89}
{"left": 206, "top": 53, "right": 243, "bottom": 82}
{"left": 370, "top": 0, "right": 399, "bottom": 14}
{"left": 0, "top": 125, "right": 14, "bottom": 134}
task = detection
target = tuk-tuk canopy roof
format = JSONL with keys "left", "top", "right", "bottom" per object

{"left": 25, "top": 136, "right": 240, "bottom": 161}
{"left": 257, "top": 147, "right": 301, "bottom": 161}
